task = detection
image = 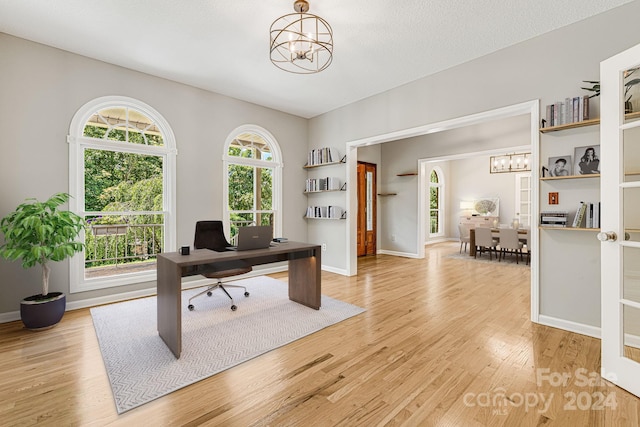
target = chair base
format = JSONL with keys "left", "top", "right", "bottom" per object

{"left": 188, "top": 280, "right": 250, "bottom": 311}
{"left": 499, "top": 248, "right": 524, "bottom": 263}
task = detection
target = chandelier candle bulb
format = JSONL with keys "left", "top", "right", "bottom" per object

{"left": 270, "top": 0, "right": 333, "bottom": 74}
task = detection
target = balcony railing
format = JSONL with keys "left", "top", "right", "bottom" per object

{"left": 85, "top": 223, "right": 163, "bottom": 274}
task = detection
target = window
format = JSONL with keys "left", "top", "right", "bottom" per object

{"left": 429, "top": 167, "right": 444, "bottom": 236}
{"left": 223, "top": 126, "right": 282, "bottom": 241}
{"left": 68, "top": 96, "right": 176, "bottom": 292}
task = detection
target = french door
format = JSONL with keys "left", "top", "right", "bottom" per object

{"left": 600, "top": 41, "right": 640, "bottom": 397}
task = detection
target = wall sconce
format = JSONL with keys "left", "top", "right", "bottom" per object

{"left": 490, "top": 152, "right": 531, "bottom": 174}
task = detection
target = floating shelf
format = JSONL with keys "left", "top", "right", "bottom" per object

{"left": 396, "top": 172, "right": 417, "bottom": 176}
{"left": 304, "top": 189, "right": 345, "bottom": 194}
{"left": 304, "top": 216, "right": 346, "bottom": 220}
{"left": 377, "top": 193, "right": 397, "bottom": 196}
{"left": 540, "top": 111, "right": 640, "bottom": 133}
{"left": 539, "top": 226, "right": 600, "bottom": 231}
{"left": 540, "top": 174, "right": 600, "bottom": 181}
{"left": 303, "top": 155, "right": 346, "bottom": 169}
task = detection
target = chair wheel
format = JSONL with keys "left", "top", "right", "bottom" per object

{"left": 231, "top": 305, "right": 237, "bottom": 311}
{"left": 188, "top": 304, "right": 195, "bottom": 311}
{"left": 244, "top": 291, "right": 250, "bottom": 297}
{"left": 206, "top": 291, "right": 212, "bottom": 297}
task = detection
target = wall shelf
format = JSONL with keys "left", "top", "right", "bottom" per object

{"left": 304, "top": 188, "right": 346, "bottom": 194}
{"left": 304, "top": 216, "right": 346, "bottom": 220}
{"left": 377, "top": 193, "right": 397, "bottom": 196}
{"left": 303, "top": 155, "right": 346, "bottom": 169}
{"left": 540, "top": 174, "right": 600, "bottom": 181}
{"left": 539, "top": 226, "right": 600, "bottom": 231}
{"left": 396, "top": 172, "right": 417, "bottom": 176}
{"left": 540, "top": 111, "right": 640, "bottom": 133}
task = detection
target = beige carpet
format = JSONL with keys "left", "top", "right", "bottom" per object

{"left": 90, "top": 276, "right": 365, "bottom": 414}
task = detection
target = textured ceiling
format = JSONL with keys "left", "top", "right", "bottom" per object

{"left": 0, "top": 0, "right": 634, "bottom": 118}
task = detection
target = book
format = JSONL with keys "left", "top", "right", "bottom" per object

{"left": 572, "top": 202, "right": 587, "bottom": 228}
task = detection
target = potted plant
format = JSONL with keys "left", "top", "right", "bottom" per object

{"left": 0, "top": 193, "right": 84, "bottom": 330}
{"left": 582, "top": 67, "right": 640, "bottom": 112}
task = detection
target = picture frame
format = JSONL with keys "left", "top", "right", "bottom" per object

{"left": 472, "top": 198, "right": 500, "bottom": 216}
{"left": 548, "top": 155, "right": 572, "bottom": 177}
{"left": 574, "top": 145, "right": 601, "bottom": 175}
{"left": 549, "top": 192, "right": 559, "bottom": 205}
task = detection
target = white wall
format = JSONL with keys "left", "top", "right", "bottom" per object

{"left": 448, "top": 156, "right": 518, "bottom": 234}
{"left": 308, "top": 2, "right": 640, "bottom": 329}
{"left": 0, "top": 34, "right": 308, "bottom": 315}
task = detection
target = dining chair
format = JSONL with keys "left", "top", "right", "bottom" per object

{"left": 523, "top": 228, "right": 531, "bottom": 265}
{"left": 474, "top": 227, "right": 498, "bottom": 260}
{"left": 458, "top": 224, "right": 471, "bottom": 253}
{"left": 498, "top": 228, "right": 524, "bottom": 263}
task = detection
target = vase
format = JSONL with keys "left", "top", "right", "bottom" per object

{"left": 20, "top": 292, "right": 66, "bottom": 330}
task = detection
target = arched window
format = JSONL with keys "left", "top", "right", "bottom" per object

{"left": 223, "top": 126, "right": 282, "bottom": 241}
{"left": 68, "top": 96, "right": 176, "bottom": 292}
{"left": 429, "top": 167, "right": 445, "bottom": 237}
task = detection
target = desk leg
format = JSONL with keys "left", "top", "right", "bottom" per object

{"left": 288, "top": 249, "right": 321, "bottom": 309}
{"left": 157, "top": 256, "right": 182, "bottom": 358}
{"left": 469, "top": 229, "right": 476, "bottom": 257}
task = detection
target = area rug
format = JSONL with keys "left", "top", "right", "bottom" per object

{"left": 445, "top": 251, "right": 530, "bottom": 266}
{"left": 90, "top": 276, "right": 365, "bottom": 414}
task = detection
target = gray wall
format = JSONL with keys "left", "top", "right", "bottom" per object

{"left": 0, "top": 34, "right": 308, "bottom": 314}
{"left": 308, "top": 1, "right": 640, "bottom": 328}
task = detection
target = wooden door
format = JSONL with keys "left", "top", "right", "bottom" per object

{"left": 357, "top": 162, "right": 377, "bottom": 256}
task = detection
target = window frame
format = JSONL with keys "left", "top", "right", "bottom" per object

{"left": 429, "top": 166, "right": 445, "bottom": 237}
{"left": 68, "top": 96, "right": 177, "bottom": 293}
{"left": 222, "top": 125, "right": 283, "bottom": 240}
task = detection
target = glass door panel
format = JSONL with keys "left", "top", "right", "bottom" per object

{"left": 601, "top": 42, "right": 640, "bottom": 397}
{"left": 623, "top": 305, "right": 640, "bottom": 364}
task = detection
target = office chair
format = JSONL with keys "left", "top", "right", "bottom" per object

{"left": 187, "top": 221, "right": 251, "bottom": 312}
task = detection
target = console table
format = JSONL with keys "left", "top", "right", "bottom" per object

{"left": 156, "top": 241, "right": 321, "bottom": 358}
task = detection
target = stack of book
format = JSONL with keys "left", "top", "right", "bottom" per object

{"left": 307, "top": 147, "right": 340, "bottom": 166}
{"left": 305, "top": 205, "right": 344, "bottom": 219}
{"left": 543, "top": 96, "right": 590, "bottom": 127}
{"left": 305, "top": 177, "right": 341, "bottom": 192}
{"left": 540, "top": 211, "right": 569, "bottom": 227}
{"left": 571, "top": 202, "right": 601, "bottom": 228}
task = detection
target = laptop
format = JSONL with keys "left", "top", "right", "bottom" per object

{"left": 227, "top": 226, "right": 274, "bottom": 251}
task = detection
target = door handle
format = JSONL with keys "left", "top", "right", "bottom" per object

{"left": 597, "top": 231, "right": 617, "bottom": 242}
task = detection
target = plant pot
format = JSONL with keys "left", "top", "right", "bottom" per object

{"left": 20, "top": 292, "right": 66, "bottom": 330}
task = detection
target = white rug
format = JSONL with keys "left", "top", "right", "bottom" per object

{"left": 90, "top": 276, "right": 365, "bottom": 414}
{"left": 446, "top": 251, "right": 530, "bottom": 266}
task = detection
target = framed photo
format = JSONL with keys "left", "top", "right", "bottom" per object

{"left": 549, "top": 192, "right": 559, "bottom": 204}
{"left": 574, "top": 145, "right": 600, "bottom": 175}
{"left": 473, "top": 198, "right": 499, "bottom": 216}
{"left": 548, "top": 155, "right": 572, "bottom": 177}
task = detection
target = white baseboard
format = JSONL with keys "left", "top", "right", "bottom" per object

{"left": 424, "top": 238, "right": 449, "bottom": 245}
{"left": 321, "top": 265, "right": 348, "bottom": 276}
{"left": 537, "top": 314, "right": 601, "bottom": 339}
{"left": 377, "top": 249, "right": 421, "bottom": 259}
{"left": 0, "top": 266, "right": 288, "bottom": 324}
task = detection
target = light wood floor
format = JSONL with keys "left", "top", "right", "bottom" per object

{"left": 1, "top": 242, "right": 639, "bottom": 426}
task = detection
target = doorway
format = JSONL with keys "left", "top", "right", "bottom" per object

{"left": 345, "top": 100, "right": 539, "bottom": 320}
{"left": 357, "top": 161, "right": 377, "bottom": 256}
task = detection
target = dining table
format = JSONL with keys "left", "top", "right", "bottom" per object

{"left": 468, "top": 227, "right": 529, "bottom": 257}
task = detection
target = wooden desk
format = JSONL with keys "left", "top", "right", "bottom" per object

{"left": 157, "top": 242, "right": 321, "bottom": 358}
{"left": 468, "top": 228, "right": 528, "bottom": 257}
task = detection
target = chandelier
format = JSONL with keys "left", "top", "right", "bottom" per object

{"left": 489, "top": 152, "right": 531, "bottom": 174}
{"left": 270, "top": 0, "right": 334, "bottom": 74}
